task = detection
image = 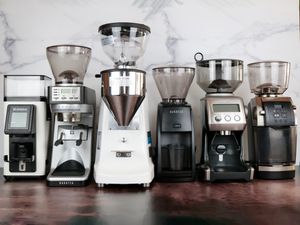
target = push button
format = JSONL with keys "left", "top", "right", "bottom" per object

{"left": 225, "top": 115, "right": 231, "bottom": 122}
{"left": 234, "top": 115, "right": 241, "bottom": 121}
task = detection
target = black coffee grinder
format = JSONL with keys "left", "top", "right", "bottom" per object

{"left": 247, "top": 61, "right": 297, "bottom": 179}
{"left": 153, "top": 67, "right": 196, "bottom": 182}
{"left": 194, "top": 53, "right": 254, "bottom": 182}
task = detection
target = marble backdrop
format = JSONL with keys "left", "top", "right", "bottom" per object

{"left": 0, "top": 0, "right": 299, "bottom": 167}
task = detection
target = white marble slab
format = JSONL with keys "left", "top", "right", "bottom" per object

{"left": 0, "top": 0, "right": 299, "bottom": 167}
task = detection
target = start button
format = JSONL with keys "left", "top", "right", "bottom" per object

{"left": 234, "top": 115, "right": 241, "bottom": 121}
{"left": 224, "top": 115, "right": 231, "bottom": 122}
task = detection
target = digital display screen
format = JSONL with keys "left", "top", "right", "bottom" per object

{"left": 213, "top": 104, "right": 240, "bottom": 112}
{"left": 10, "top": 112, "right": 28, "bottom": 128}
{"left": 61, "top": 89, "right": 71, "bottom": 94}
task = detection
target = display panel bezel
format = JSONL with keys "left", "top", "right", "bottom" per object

{"left": 213, "top": 104, "right": 240, "bottom": 112}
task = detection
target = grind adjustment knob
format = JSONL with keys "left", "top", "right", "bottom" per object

{"left": 215, "top": 115, "right": 222, "bottom": 122}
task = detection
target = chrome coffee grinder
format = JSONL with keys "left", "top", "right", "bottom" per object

{"left": 152, "top": 67, "right": 196, "bottom": 182}
{"left": 247, "top": 61, "right": 297, "bottom": 179}
{"left": 195, "top": 52, "right": 253, "bottom": 182}
{"left": 94, "top": 22, "right": 154, "bottom": 187}
{"left": 3, "top": 75, "right": 51, "bottom": 179}
{"left": 46, "top": 45, "right": 96, "bottom": 186}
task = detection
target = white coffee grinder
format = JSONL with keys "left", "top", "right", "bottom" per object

{"left": 3, "top": 75, "right": 51, "bottom": 179}
{"left": 94, "top": 22, "right": 154, "bottom": 187}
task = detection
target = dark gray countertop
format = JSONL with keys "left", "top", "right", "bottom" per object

{"left": 0, "top": 167, "right": 300, "bottom": 225}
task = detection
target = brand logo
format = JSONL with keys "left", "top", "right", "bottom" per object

{"left": 13, "top": 108, "right": 27, "bottom": 112}
{"left": 169, "top": 109, "right": 184, "bottom": 114}
{"left": 59, "top": 181, "right": 74, "bottom": 185}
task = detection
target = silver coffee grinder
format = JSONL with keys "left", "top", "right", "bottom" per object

{"left": 195, "top": 52, "right": 254, "bottom": 182}
{"left": 94, "top": 22, "right": 154, "bottom": 187}
{"left": 46, "top": 45, "right": 96, "bottom": 186}
{"left": 152, "top": 67, "right": 196, "bottom": 182}
{"left": 247, "top": 61, "right": 297, "bottom": 179}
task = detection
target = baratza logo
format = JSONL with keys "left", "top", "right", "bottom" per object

{"left": 13, "top": 108, "right": 27, "bottom": 112}
{"left": 169, "top": 109, "right": 184, "bottom": 114}
{"left": 59, "top": 181, "right": 74, "bottom": 185}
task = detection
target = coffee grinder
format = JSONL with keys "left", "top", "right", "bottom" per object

{"left": 194, "top": 52, "right": 254, "bottom": 182}
{"left": 247, "top": 61, "right": 297, "bottom": 179}
{"left": 3, "top": 75, "right": 51, "bottom": 179}
{"left": 46, "top": 45, "right": 96, "bottom": 186}
{"left": 94, "top": 22, "right": 154, "bottom": 187}
{"left": 152, "top": 67, "right": 196, "bottom": 182}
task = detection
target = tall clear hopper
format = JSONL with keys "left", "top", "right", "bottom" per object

{"left": 46, "top": 44, "right": 92, "bottom": 122}
{"left": 247, "top": 61, "right": 290, "bottom": 95}
{"left": 194, "top": 53, "right": 243, "bottom": 93}
{"left": 99, "top": 22, "right": 150, "bottom": 68}
{"left": 46, "top": 45, "right": 91, "bottom": 84}
{"left": 152, "top": 67, "right": 195, "bottom": 103}
{"left": 98, "top": 22, "right": 151, "bottom": 126}
{"left": 4, "top": 75, "right": 51, "bottom": 98}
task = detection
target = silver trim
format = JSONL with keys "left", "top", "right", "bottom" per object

{"left": 258, "top": 165, "right": 295, "bottom": 172}
{"left": 250, "top": 167, "right": 255, "bottom": 180}
{"left": 50, "top": 104, "right": 94, "bottom": 113}
{"left": 205, "top": 95, "right": 247, "bottom": 131}
{"left": 205, "top": 167, "right": 211, "bottom": 181}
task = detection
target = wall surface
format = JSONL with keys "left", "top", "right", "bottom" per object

{"left": 0, "top": 0, "right": 299, "bottom": 167}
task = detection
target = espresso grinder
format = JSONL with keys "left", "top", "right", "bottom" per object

{"left": 152, "top": 67, "right": 196, "bottom": 182}
{"left": 195, "top": 53, "right": 254, "bottom": 182}
{"left": 94, "top": 23, "right": 154, "bottom": 187}
{"left": 247, "top": 61, "right": 297, "bottom": 179}
{"left": 3, "top": 75, "right": 51, "bottom": 179}
{"left": 46, "top": 45, "right": 96, "bottom": 186}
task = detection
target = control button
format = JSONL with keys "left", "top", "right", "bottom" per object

{"left": 173, "top": 123, "right": 181, "bottom": 128}
{"left": 224, "top": 115, "right": 231, "bottom": 122}
{"left": 234, "top": 115, "right": 241, "bottom": 121}
{"left": 282, "top": 113, "right": 287, "bottom": 118}
{"left": 214, "top": 115, "right": 222, "bottom": 122}
{"left": 273, "top": 113, "right": 280, "bottom": 118}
